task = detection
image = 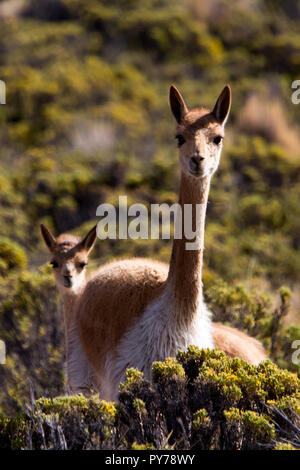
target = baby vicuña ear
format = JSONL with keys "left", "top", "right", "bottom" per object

{"left": 212, "top": 85, "right": 231, "bottom": 125}
{"left": 169, "top": 85, "right": 189, "bottom": 124}
{"left": 78, "top": 225, "right": 97, "bottom": 255}
{"left": 40, "top": 223, "right": 57, "bottom": 252}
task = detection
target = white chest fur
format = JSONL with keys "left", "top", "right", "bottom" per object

{"left": 105, "top": 287, "right": 214, "bottom": 400}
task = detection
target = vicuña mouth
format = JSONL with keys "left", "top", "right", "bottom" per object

{"left": 189, "top": 168, "right": 203, "bottom": 177}
{"left": 63, "top": 276, "right": 72, "bottom": 288}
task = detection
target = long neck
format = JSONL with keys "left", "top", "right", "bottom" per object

{"left": 60, "top": 285, "right": 85, "bottom": 355}
{"left": 166, "top": 172, "right": 211, "bottom": 323}
{"left": 62, "top": 291, "right": 80, "bottom": 333}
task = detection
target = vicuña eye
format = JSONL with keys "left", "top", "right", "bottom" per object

{"left": 50, "top": 260, "right": 58, "bottom": 268}
{"left": 213, "top": 135, "right": 223, "bottom": 145}
{"left": 78, "top": 262, "right": 87, "bottom": 269}
{"left": 175, "top": 134, "right": 185, "bottom": 147}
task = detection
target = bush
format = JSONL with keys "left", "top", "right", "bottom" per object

{"left": 1, "top": 349, "right": 299, "bottom": 450}
{"left": 0, "top": 267, "right": 63, "bottom": 416}
{"left": 0, "top": 238, "right": 27, "bottom": 275}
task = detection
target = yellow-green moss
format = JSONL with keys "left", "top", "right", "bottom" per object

{"left": 152, "top": 357, "right": 185, "bottom": 382}
{"left": 192, "top": 409, "right": 210, "bottom": 430}
{"left": 119, "top": 368, "right": 144, "bottom": 392}
{"left": 133, "top": 398, "right": 146, "bottom": 415}
{"left": 36, "top": 394, "right": 117, "bottom": 423}
{"left": 132, "top": 442, "right": 155, "bottom": 450}
{"left": 224, "top": 408, "right": 275, "bottom": 441}
{"left": 274, "top": 442, "right": 297, "bottom": 450}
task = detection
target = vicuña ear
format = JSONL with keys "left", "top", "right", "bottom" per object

{"left": 40, "top": 223, "right": 57, "bottom": 252}
{"left": 212, "top": 85, "right": 231, "bottom": 125}
{"left": 169, "top": 85, "right": 189, "bottom": 124}
{"left": 77, "top": 225, "right": 97, "bottom": 255}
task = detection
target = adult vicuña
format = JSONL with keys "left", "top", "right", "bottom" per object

{"left": 40, "top": 223, "right": 97, "bottom": 394}
{"left": 76, "top": 85, "right": 266, "bottom": 400}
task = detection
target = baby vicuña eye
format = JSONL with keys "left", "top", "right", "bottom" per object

{"left": 175, "top": 135, "right": 185, "bottom": 147}
{"left": 50, "top": 260, "right": 58, "bottom": 268}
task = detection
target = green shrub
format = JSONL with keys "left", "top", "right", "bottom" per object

{"left": 1, "top": 349, "right": 299, "bottom": 449}
{"left": 0, "top": 267, "right": 63, "bottom": 416}
{"left": 0, "top": 238, "right": 28, "bottom": 275}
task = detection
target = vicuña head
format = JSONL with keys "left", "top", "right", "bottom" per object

{"left": 40, "top": 223, "right": 97, "bottom": 296}
{"left": 170, "top": 84, "right": 231, "bottom": 179}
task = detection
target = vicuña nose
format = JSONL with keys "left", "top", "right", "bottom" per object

{"left": 192, "top": 155, "right": 205, "bottom": 164}
{"left": 190, "top": 156, "right": 205, "bottom": 169}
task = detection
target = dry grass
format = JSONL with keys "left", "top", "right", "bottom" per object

{"left": 237, "top": 92, "right": 300, "bottom": 156}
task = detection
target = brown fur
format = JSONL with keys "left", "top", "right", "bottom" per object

{"left": 77, "top": 258, "right": 168, "bottom": 378}
{"left": 212, "top": 323, "right": 266, "bottom": 364}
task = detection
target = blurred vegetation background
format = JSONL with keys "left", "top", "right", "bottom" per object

{"left": 0, "top": 0, "right": 300, "bottom": 416}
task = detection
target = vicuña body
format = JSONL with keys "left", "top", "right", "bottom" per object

{"left": 76, "top": 85, "right": 266, "bottom": 400}
{"left": 40, "top": 223, "right": 97, "bottom": 394}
